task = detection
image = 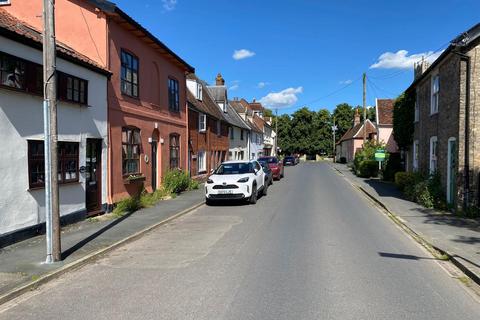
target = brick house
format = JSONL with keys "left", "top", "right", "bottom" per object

{"left": 186, "top": 74, "right": 229, "bottom": 177}
{"left": 5, "top": 0, "right": 194, "bottom": 206}
{"left": 207, "top": 74, "right": 251, "bottom": 161}
{"left": 336, "top": 109, "right": 377, "bottom": 163}
{"left": 0, "top": 9, "right": 110, "bottom": 240}
{"left": 375, "top": 99, "right": 398, "bottom": 153}
{"left": 406, "top": 23, "right": 480, "bottom": 210}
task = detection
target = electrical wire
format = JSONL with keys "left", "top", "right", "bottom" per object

{"left": 288, "top": 75, "right": 363, "bottom": 110}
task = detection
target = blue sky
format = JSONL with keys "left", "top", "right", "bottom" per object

{"left": 114, "top": 0, "right": 479, "bottom": 114}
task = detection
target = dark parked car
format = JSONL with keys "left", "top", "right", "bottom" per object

{"left": 283, "top": 156, "right": 296, "bottom": 166}
{"left": 260, "top": 162, "right": 273, "bottom": 186}
{"left": 258, "top": 156, "right": 284, "bottom": 180}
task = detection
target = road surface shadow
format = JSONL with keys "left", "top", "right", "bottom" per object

{"left": 61, "top": 211, "right": 135, "bottom": 260}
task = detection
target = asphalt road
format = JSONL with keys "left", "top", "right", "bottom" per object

{"left": 1, "top": 162, "right": 480, "bottom": 319}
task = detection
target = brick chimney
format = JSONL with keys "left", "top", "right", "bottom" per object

{"left": 354, "top": 108, "right": 360, "bottom": 126}
{"left": 414, "top": 57, "right": 430, "bottom": 80}
{"left": 216, "top": 73, "right": 225, "bottom": 86}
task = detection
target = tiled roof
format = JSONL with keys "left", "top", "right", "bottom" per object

{"left": 248, "top": 101, "right": 264, "bottom": 111}
{"left": 226, "top": 103, "right": 251, "bottom": 130}
{"left": 0, "top": 8, "right": 110, "bottom": 75}
{"left": 338, "top": 120, "right": 377, "bottom": 143}
{"left": 252, "top": 114, "right": 265, "bottom": 132}
{"left": 186, "top": 73, "right": 226, "bottom": 121}
{"left": 230, "top": 100, "right": 246, "bottom": 114}
{"left": 376, "top": 99, "right": 394, "bottom": 126}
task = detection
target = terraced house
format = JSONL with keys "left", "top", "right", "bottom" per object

{"left": 0, "top": 8, "right": 110, "bottom": 240}
{"left": 407, "top": 23, "right": 480, "bottom": 210}
{"left": 186, "top": 73, "right": 229, "bottom": 177}
{"left": 4, "top": 0, "right": 194, "bottom": 207}
{"left": 207, "top": 74, "right": 250, "bottom": 161}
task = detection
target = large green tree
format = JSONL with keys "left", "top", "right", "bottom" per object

{"left": 311, "top": 109, "right": 333, "bottom": 155}
{"left": 332, "top": 103, "right": 354, "bottom": 142}
{"left": 290, "top": 107, "right": 315, "bottom": 154}
{"left": 274, "top": 114, "right": 293, "bottom": 155}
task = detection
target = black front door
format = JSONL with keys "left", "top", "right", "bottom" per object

{"left": 152, "top": 141, "right": 157, "bottom": 191}
{"left": 86, "top": 139, "right": 102, "bottom": 213}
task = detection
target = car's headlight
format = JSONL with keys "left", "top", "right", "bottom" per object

{"left": 237, "top": 177, "right": 249, "bottom": 183}
{"left": 207, "top": 179, "right": 214, "bottom": 184}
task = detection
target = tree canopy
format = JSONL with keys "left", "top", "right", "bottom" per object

{"left": 393, "top": 90, "right": 415, "bottom": 150}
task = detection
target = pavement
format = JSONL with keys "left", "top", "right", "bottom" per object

{"left": 331, "top": 162, "right": 480, "bottom": 284}
{"left": 0, "top": 162, "right": 479, "bottom": 319}
{"left": 0, "top": 188, "right": 205, "bottom": 300}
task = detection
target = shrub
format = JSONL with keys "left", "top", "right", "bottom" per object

{"left": 113, "top": 196, "right": 140, "bottom": 216}
{"left": 357, "top": 160, "right": 379, "bottom": 178}
{"left": 188, "top": 179, "right": 200, "bottom": 190}
{"left": 394, "top": 172, "right": 416, "bottom": 191}
{"left": 163, "top": 169, "right": 192, "bottom": 194}
{"left": 414, "top": 180, "right": 434, "bottom": 208}
{"left": 382, "top": 153, "right": 402, "bottom": 181}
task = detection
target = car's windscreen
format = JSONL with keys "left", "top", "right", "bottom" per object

{"left": 215, "top": 163, "right": 254, "bottom": 175}
{"left": 285, "top": 157, "right": 295, "bottom": 161}
{"left": 259, "top": 157, "right": 278, "bottom": 164}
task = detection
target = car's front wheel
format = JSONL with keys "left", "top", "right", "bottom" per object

{"left": 249, "top": 184, "right": 257, "bottom": 204}
{"left": 205, "top": 198, "right": 213, "bottom": 206}
{"left": 263, "top": 182, "right": 268, "bottom": 196}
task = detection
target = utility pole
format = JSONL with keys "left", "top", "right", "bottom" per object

{"left": 43, "top": 0, "right": 61, "bottom": 263}
{"left": 331, "top": 117, "right": 337, "bottom": 161}
{"left": 275, "top": 108, "right": 278, "bottom": 156}
{"left": 363, "top": 72, "right": 367, "bottom": 145}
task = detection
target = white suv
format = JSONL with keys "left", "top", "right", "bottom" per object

{"left": 205, "top": 160, "right": 267, "bottom": 205}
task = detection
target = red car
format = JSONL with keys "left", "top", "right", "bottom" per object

{"left": 258, "top": 156, "right": 284, "bottom": 180}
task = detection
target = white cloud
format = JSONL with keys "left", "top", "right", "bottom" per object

{"left": 339, "top": 79, "right": 353, "bottom": 85}
{"left": 229, "top": 84, "right": 239, "bottom": 91}
{"left": 162, "top": 0, "right": 177, "bottom": 11}
{"left": 233, "top": 49, "right": 256, "bottom": 60}
{"left": 370, "top": 49, "right": 443, "bottom": 69}
{"left": 257, "top": 82, "right": 269, "bottom": 89}
{"left": 260, "top": 87, "right": 303, "bottom": 109}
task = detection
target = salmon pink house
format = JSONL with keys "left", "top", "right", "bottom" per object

{"left": 5, "top": 0, "right": 194, "bottom": 206}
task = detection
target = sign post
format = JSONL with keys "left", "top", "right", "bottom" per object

{"left": 375, "top": 149, "right": 386, "bottom": 171}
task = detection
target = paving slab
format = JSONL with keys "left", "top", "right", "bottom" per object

{"left": 0, "top": 188, "right": 204, "bottom": 298}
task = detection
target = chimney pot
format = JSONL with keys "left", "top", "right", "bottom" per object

{"left": 354, "top": 108, "right": 361, "bottom": 126}
{"left": 216, "top": 73, "right": 225, "bottom": 86}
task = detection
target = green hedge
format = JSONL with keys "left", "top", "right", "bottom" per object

{"left": 356, "top": 160, "right": 379, "bottom": 178}
{"left": 394, "top": 172, "right": 416, "bottom": 191}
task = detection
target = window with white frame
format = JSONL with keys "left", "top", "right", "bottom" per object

{"left": 0, "top": 0, "right": 11, "bottom": 6}
{"left": 413, "top": 140, "right": 419, "bottom": 171}
{"left": 199, "top": 113, "right": 206, "bottom": 132}
{"left": 198, "top": 150, "right": 206, "bottom": 173}
{"left": 431, "top": 75, "right": 439, "bottom": 114}
{"left": 196, "top": 83, "right": 203, "bottom": 101}
{"left": 218, "top": 102, "right": 226, "bottom": 113}
{"left": 429, "top": 136, "right": 438, "bottom": 173}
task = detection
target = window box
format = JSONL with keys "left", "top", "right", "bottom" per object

{"left": 123, "top": 174, "right": 146, "bottom": 184}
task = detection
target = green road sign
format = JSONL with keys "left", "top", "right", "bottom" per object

{"left": 375, "top": 149, "right": 386, "bottom": 162}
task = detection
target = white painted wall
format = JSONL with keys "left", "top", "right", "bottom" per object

{"left": 228, "top": 126, "right": 248, "bottom": 161}
{"left": 0, "top": 36, "right": 108, "bottom": 235}
{"left": 249, "top": 131, "right": 264, "bottom": 160}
